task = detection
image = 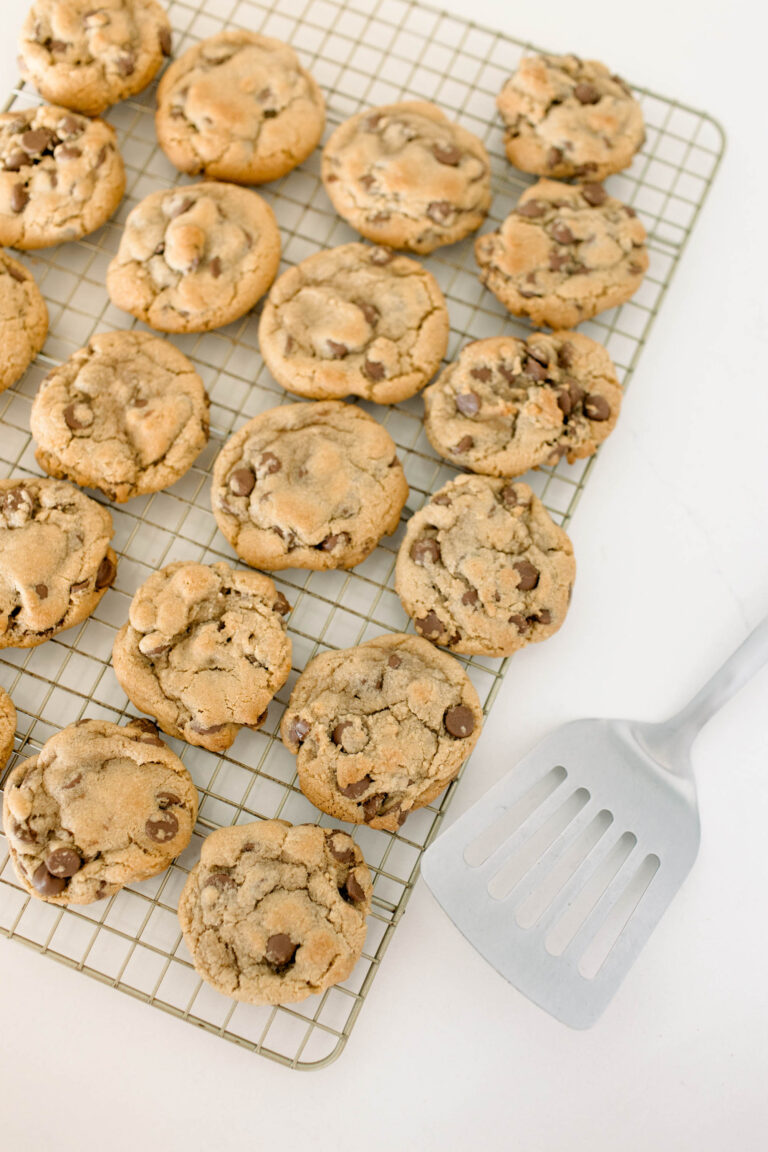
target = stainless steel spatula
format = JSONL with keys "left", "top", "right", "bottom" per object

{"left": 421, "top": 615, "right": 768, "bottom": 1028}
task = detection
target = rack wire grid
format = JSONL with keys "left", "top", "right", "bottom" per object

{"left": 0, "top": 0, "right": 724, "bottom": 1070}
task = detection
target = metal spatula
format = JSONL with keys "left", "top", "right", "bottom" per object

{"left": 421, "top": 614, "right": 768, "bottom": 1028}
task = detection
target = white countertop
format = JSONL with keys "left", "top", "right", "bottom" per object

{"left": 1, "top": 1, "right": 767, "bottom": 1149}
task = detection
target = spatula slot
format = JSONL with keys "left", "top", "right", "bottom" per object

{"left": 544, "top": 831, "right": 637, "bottom": 958}
{"left": 463, "top": 765, "right": 567, "bottom": 868}
{"left": 577, "top": 854, "right": 661, "bottom": 979}
{"left": 515, "top": 809, "right": 614, "bottom": 929}
{"left": 487, "top": 788, "right": 591, "bottom": 901}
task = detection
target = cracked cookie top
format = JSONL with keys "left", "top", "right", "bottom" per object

{"left": 211, "top": 401, "right": 409, "bottom": 571}
{"left": 497, "top": 53, "right": 645, "bottom": 182}
{"left": 18, "top": 0, "right": 172, "bottom": 117}
{"left": 322, "top": 101, "right": 492, "bottom": 254}
{"left": 2, "top": 718, "right": 198, "bottom": 905}
{"left": 281, "top": 633, "right": 482, "bottom": 833}
{"left": 0, "top": 477, "right": 116, "bottom": 650}
{"left": 156, "top": 30, "right": 325, "bottom": 184}
{"left": 30, "top": 331, "right": 210, "bottom": 503}
{"left": 106, "top": 182, "right": 281, "bottom": 333}
{"left": 179, "top": 821, "right": 371, "bottom": 1005}
{"left": 0, "top": 251, "right": 48, "bottom": 393}
{"left": 475, "top": 178, "right": 648, "bottom": 329}
{"left": 258, "top": 242, "right": 450, "bottom": 405}
{"left": 0, "top": 686, "right": 16, "bottom": 774}
{"left": 112, "top": 561, "right": 292, "bottom": 753}
{"left": 423, "top": 331, "right": 622, "bottom": 476}
{"left": 0, "top": 104, "right": 125, "bottom": 250}
{"left": 395, "top": 476, "right": 575, "bottom": 658}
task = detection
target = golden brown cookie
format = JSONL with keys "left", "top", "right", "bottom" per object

{"left": 0, "top": 251, "right": 48, "bottom": 394}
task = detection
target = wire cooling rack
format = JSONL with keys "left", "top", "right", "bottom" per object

{"left": 0, "top": 0, "right": 724, "bottom": 1070}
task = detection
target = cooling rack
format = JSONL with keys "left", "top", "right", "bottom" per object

{"left": 0, "top": 0, "right": 724, "bottom": 1070}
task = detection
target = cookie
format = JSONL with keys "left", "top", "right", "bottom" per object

{"left": 395, "top": 476, "right": 575, "bottom": 658}
{"left": 156, "top": 30, "right": 325, "bottom": 185}
{"left": 0, "top": 105, "right": 125, "bottom": 250}
{"left": 281, "top": 633, "right": 483, "bottom": 833}
{"left": 258, "top": 242, "right": 450, "bottom": 404}
{"left": 0, "top": 251, "right": 48, "bottom": 394}
{"left": 475, "top": 178, "right": 648, "bottom": 329}
{"left": 2, "top": 717, "right": 197, "bottom": 905}
{"left": 497, "top": 53, "right": 645, "bottom": 181}
{"left": 0, "top": 477, "right": 117, "bottom": 650}
{"left": 423, "top": 331, "right": 622, "bottom": 475}
{"left": 0, "top": 686, "right": 16, "bottom": 773}
{"left": 112, "top": 561, "right": 292, "bottom": 753}
{"left": 18, "top": 0, "right": 172, "bottom": 118}
{"left": 30, "top": 330, "right": 210, "bottom": 502}
{"left": 322, "top": 101, "right": 492, "bottom": 254}
{"left": 211, "top": 401, "right": 409, "bottom": 571}
{"left": 106, "top": 182, "right": 281, "bottom": 333}
{"left": 178, "top": 820, "right": 371, "bottom": 1005}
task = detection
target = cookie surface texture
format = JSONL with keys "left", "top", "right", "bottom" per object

{"left": 2, "top": 718, "right": 198, "bottom": 905}
{"left": 31, "top": 330, "right": 209, "bottom": 502}
{"left": 395, "top": 476, "right": 575, "bottom": 658}
{"left": 0, "top": 686, "right": 16, "bottom": 773}
{"left": 178, "top": 820, "right": 371, "bottom": 1004}
{"left": 0, "top": 477, "right": 116, "bottom": 650}
{"left": 112, "top": 560, "right": 292, "bottom": 752}
{"left": 0, "top": 251, "right": 48, "bottom": 393}
{"left": 322, "top": 101, "right": 492, "bottom": 254}
{"left": 211, "top": 401, "right": 409, "bottom": 571}
{"left": 156, "top": 30, "right": 325, "bottom": 184}
{"left": 281, "top": 633, "right": 482, "bottom": 832}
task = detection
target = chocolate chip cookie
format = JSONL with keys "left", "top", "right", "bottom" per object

{"left": 18, "top": 0, "right": 172, "bottom": 118}
{"left": 395, "top": 476, "right": 575, "bottom": 658}
{"left": 322, "top": 101, "right": 492, "bottom": 254}
{"left": 2, "top": 718, "right": 197, "bottom": 905}
{"left": 281, "top": 633, "right": 482, "bottom": 833}
{"left": 0, "top": 477, "right": 117, "bottom": 650}
{"left": 112, "top": 561, "right": 292, "bottom": 753}
{"left": 106, "top": 182, "right": 281, "bottom": 333}
{"left": 0, "top": 252, "right": 48, "bottom": 394}
{"left": 30, "top": 331, "right": 209, "bottom": 502}
{"left": 211, "top": 401, "right": 409, "bottom": 571}
{"left": 475, "top": 178, "right": 648, "bottom": 329}
{"left": 497, "top": 53, "right": 645, "bottom": 182}
{"left": 423, "top": 331, "right": 622, "bottom": 475}
{"left": 0, "top": 686, "right": 16, "bottom": 774}
{"left": 156, "top": 30, "right": 325, "bottom": 185}
{"left": 0, "top": 104, "right": 125, "bottom": 250}
{"left": 258, "top": 242, "right": 450, "bottom": 404}
{"left": 178, "top": 820, "right": 371, "bottom": 1005}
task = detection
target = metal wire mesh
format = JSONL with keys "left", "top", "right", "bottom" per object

{"left": 0, "top": 0, "right": 724, "bottom": 1070}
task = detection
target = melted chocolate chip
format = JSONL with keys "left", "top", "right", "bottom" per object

{"left": 31, "top": 864, "right": 66, "bottom": 897}
{"left": 46, "top": 847, "right": 82, "bottom": 878}
{"left": 410, "top": 538, "right": 440, "bottom": 565}
{"left": 159, "top": 26, "right": 172, "bottom": 56}
{"left": 557, "top": 389, "right": 572, "bottom": 417}
{"left": 57, "top": 144, "right": 82, "bottom": 160}
{"left": 523, "top": 356, "right": 548, "bottom": 381}
{"left": 10, "top": 819, "right": 36, "bottom": 842}
{"left": 205, "top": 872, "right": 235, "bottom": 891}
{"left": 363, "top": 359, "right": 386, "bottom": 381}
{"left": 583, "top": 394, "right": 611, "bottom": 421}
{"left": 581, "top": 183, "right": 607, "bottom": 207}
{"left": 509, "top": 613, "right": 530, "bottom": 634}
{"left": 455, "top": 391, "right": 480, "bottom": 417}
{"left": 387, "top": 654, "right": 402, "bottom": 668}
{"left": 259, "top": 452, "right": 281, "bottom": 475}
{"left": 327, "top": 340, "right": 348, "bottom": 359}
{"left": 432, "top": 493, "right": 452, "bottom": 506}
{"left": 288, "top": 717, "right": 310, "bottom": 745}
{"left": 369, "top": 247, "right": 394, "bottom": 265}
{"left": 444, "top": 705, "right": 475, "bottom": 738}
{"left": 156, "top": 792, "right": 181, "bottom": 807}
{"left": 461, "top": 588, "right": 479, "bottom": 606}
{"left": 427, "top": 200, "right": 454, "bottom": 225}
{"left": 117, "top": 53, "right": 135, "bottom": 76}
{"left": 344, "top": 873, "right": 366, "bottom": 903}
{"left": 168, "top": 195, "right": 195, "bottom": 219}
{"left": 190, "top": 722, "right": 227, "bottom": 736}
{"left": 229, "top": 467, "right": 255, "bottom": 496}
{"left": 432, "top": 143, "right": 461, "bottom": 166}
{"left": 546, "top": 146, "right": 564, "bottom": 168}
{"left": 452, "top": 435, "right": 474, "bottom": 454}
{"left": 21, "top": 128, "right": 55, "bottom": 154}
{"left": 59, "top": 115, "right": 85, "bottom": 137}
{"left": 517, "top": 199, "right": 547, "bottom": 218}
{"left": 273, "top": 592, "right": 291, "bottom": 616}
{"left": 10, "top": 185, "right": 29, "bottom": 213}
{"left": 329, "top": 834, "right": 355, "bottom": 863}
{"left": 265, "top": 933, "right": 298, "bottom": 967}
{"left": 533, "top": 609, "right": 552, "bottom": 625}
{"left": 339, "top": 774, "right": 372, "bottom": 799}
{"left": 362, "top": 793, "right": 387, "bottom": 820}
{"left": 209, "top": 256, "right": 222, "bottom": 278}
{"left": 332, "top": 721, "right": 352, "bottom": 745}
{"left": 514, "top": 560, "right": 540, "bottom": 590}
{"left": 415, "top": 611, "right": 444, "bottom": 640}
{"left": 145, "top": 812, "right": 179, "bottom": 843}
{"left": 574, "top": 82, "right": 600, "bottom": 105}
{"left": 499, "top": 483, "right": 518, "bottom": 508}
{"left": 551, "top": 222, "right": 574, "bottom": 245}
{"left": 63, "top": 402, "right": 89, "bottom": 430}
{"left": 95, "top": 555, "right": 115, "bottom": 590}
{"left": 319, "top": 533, "right": 350, "bottom": 551}
{"left": 35, "top": 583, "right": 48, "bottom": 599}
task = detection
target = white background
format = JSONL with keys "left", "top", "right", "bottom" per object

{"left": 1, "top": 2, "right": 767, "bottom": 1150}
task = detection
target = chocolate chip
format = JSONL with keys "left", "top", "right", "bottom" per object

{"left": 95, "top": 555, "right": 115, "bottom": 590}
{"left": 46, "top": 847, "right": 82, "bottom": 878}
{"left": 209, "top": 256, "right": 222, "bottom": 278}
{"left": 332, "top": 721, "right": 352, "bottom": 745}
{"left": 57, "top": 144, "right": 82, "bottom": 160}
{"left": 117, "top": 54, "right": 135, "bottom": 76}
{"left": 410, "top": 538, "right": 440, "bottom": 565}
{"left": 514, "top": 560, "right": 539, "bottom": 590}
{"left": 127, "top": 718, "right": 163, "bottom": 744}
{"left": 62, "top": 773, "right": 82, "bottom": 789}
{"left": 546, "top": 146, "right": 563, "bottom": 168}
{"left": 359, "top": 173, "right": 376, "bottom": 189}
{"left": 556, "top": 389, "right": 572, "bottom": 417}
{"left": 35, "top": 583, "right": 48, "bottom": 599}
{"left": 444, "top": 705, "right": 475, "bottom": 738}
{"left": 455, "top": 391, "right": 480, "bottom": 417}
{"left": 4, "top": 261, "right": 26, "bottom": 283}
{"left": 259, "top": 452, "right": 281, "bottom": 475}
{"left": 329, "top": 834, "right": 355, "bottom": 864}
{"left": 363, "top": 359, "right": 386, "bottom": 381}
{"left": 558, "top": 342, "right": 575, "bottom": 368}
{"left": 229, "top": 467, "right": 255, "bottom": 496}
{"left": 629, "top": 262, "right": 644, "bottom": 275}
{"left": 625, "top": 205, "right": 637, "bottom": 218}
{"left": 319, "top": 533, "right": 350, "bottom": 551}
{"left": 469, "top": 365, "right": 492, "bottom": 383}
{"left": 205, "top": 872, "right": 235, "bottom": 891}
{"left": 190, "top": 722, "right": 228, "bottom": 735}
{"left": 549, "top": 250, "right": 569, "bottom": 271}
{"left": 517, "top": 199, "right": 547, "bottom": 218}
{"left": 362, "top": 793, "right": 386, "bottom": 821}
{"left": 344, "top": 873, "right": 366, "bottom": 903}
{"left": 3, "top": 149, "right": 27, "bottom": 172}
{"left": 21, "top": 128, "right": 55, "bottom": 154}
{"left": 327, "top": 340, "right": 348, "bottom": 358}
{"left": 574, "top": 82, "right": 600, "bottom": 105}
{"left": 369, "top": 246, "right": 394, "bottom": 265}
{"left": 63, "top": 402, "right": 89, "bottom": 430}
{"left": 145, "top": 812, "right": 179, "bottom": 843}
{"left": 10, "top": 185, "right": 29, "bottom": 213}
{"left": 59, "top": 115, "right": 85, "bottom": 137}
{"left": 387, "top": 654, "right": 402, "bottom": 668}
{"left": 523, "top": 356, "right": 547, "bottom": 381}
{"left": 427, "top": 200, "right": 454, "bottom": 225}
{"left": 583, "top": 394, "right": 611, "bottom": 421}
{"left": 363, "top": 113, "right": 382, "bottom": 132}
{"left": 415, "top": 611, "right": 444, "bottom": 640}
{"left": 551, "top": 222, "right": 574, "bottom": 245}
{"left": 31, "top": 864, "right": 66, "bottom": 897}
{"left": 359, "top": 302, "right": 379, "bottom": 326}
{"left": 156, "top": 792, "right": 181, "bottom": 807}
{"left": 94, "top": 143, "right": 111, "bottom": 168}
{"left": 500, "top": 484, "right": 519, "bottom": 508}
{"left": 535, "top": 609, "right": 553, "bottom": 625}
{"left": 461, "top": 588, "right": 478, "bottom": 606}
{"left": 432, "top": 494, "right": 452, "bottom": 506}
{"left": 265, "top": 933, "right": 297, "bottom": 967}
{"left": 10, "top": 819, "right": 36, "bottom": 842}
{"left": 159, "top": 26, "right": 172, "bottom": 55}
{"left": 49, "top": 40, "right": 68, "bottom": 53}
{"left": 273, "top": 592, "right": 291, "bottom": 616}
{"left": 288, "top": 717, "right": 310, "bottom": 745}
{"left": 452, "top": 435, "right": 474, "bottom": 454}
{"left": 432, "top": 143, "right": 461, "bottom": 165}
{"left": 340, "top": 774, "right": 372, "bottom": 799}
{"left": 509, "top": 613, "right": 530, "bottom": 634}
{"left": 581, "top": 183, "right": 607, "bottom": 207}
{"left": 168, "top": 195, "right": 195, "bottom": 218}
